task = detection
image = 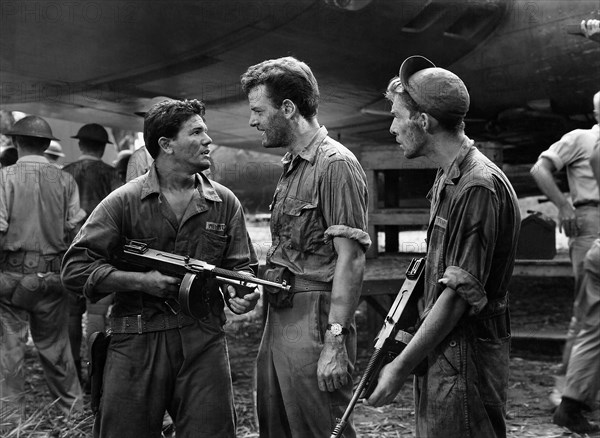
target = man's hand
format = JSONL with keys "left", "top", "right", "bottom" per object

{"left": 226, "top": 285, "right": 260, "bottom": 314}
{"left": 142, "top": 270, "right": 180, "bottom": 298}
{"left": 557, "top": 203, "right": 579, "bottom": 237}
{"left": 366, "top": 361, "right": 409, "bottom": 407}
{"left": 317, "top": 334, "right": 350, "bottom": 392}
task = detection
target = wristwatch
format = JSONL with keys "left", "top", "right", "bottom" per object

{"left": 326, "top": 323, "right": 349, "bottom": 337}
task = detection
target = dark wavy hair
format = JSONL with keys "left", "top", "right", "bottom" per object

{"left": 143, "top": 99, "right": 206, "bottom": 159}
{"left": 240, "top": 56, "right": 319, "bottom": 119}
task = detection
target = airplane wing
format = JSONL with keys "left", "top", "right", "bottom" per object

{"left": 1, "top": 0, "right": 599, "bottom": 196}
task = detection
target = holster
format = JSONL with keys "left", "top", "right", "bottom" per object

{"left": 263, "top": 265, "right": 293, "bottom": 308}
{"left": 89, "top": 331, "right": 111, "bottom": 414}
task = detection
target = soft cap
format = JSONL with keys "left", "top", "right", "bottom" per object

{"left": 399, "top": 55, "right": 470, "bottom": 122}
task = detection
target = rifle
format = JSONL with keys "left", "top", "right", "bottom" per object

{"left": 119, "top": 240, "right": 291, "bottom": 318}
{"left": 330, "top": 257, "right": 427, "bottom": 438}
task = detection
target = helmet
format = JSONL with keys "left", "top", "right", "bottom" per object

{"left": 71, "top": 123, "right": 112, "bottom": 144}
{"left": 45, "top": 141, "right": 65, "bottom": 157}
{"left": 5, "top": 116, "right": 59, "bottom": 141}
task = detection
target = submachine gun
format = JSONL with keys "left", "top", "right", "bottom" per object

{"left": 331, "top": 257, "right": 427, "bottom": 438}
{"left": 120, "top": 240, "right": 291, "bottom": 318}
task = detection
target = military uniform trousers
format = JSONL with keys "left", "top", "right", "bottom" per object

{"left": 0, "top": 251, "right": 83, "bottom": 420}
{"left": 256, "top": 290, "right": 357, "bottom": 438}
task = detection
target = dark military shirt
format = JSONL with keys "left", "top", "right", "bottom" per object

{"left": 423, "top": 138, "right": 521, "bottom": 319}
{"left": 62, "top": 156, "right": 122, "bottom": 217}
{"left": 61, "top": 164, "right": 254, "bottom": 320}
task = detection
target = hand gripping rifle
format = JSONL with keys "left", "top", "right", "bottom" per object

{"left": 330, "top": 257, "right": 427, "bottom": 438}
{"left": 119, "top": 240, "right": 291, "bottom": 318}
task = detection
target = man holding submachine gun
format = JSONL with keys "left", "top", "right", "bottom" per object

{"left": 61, "top": 99, "right": 269, "bottom": 438}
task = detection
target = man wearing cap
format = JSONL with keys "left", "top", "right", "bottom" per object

{"left": 366, "top": 57, "right": 521, "bottom": 438}
{"left": 0, "top": 115, "right": 85, "bottom": 423}
{"left": 61, "top": 99, "right": 260, "bottom": 437}
{"left": 62, "top": 123, "right": 122, "bottom": 384}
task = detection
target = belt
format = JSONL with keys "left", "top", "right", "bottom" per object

{"left": 108, "top": 312, "right": 196, "bottom": 334}
{"left": 0, "top": 251, "right": 63, "bottom": 273}
{"left": 291, "top": 276, "right": 332, "bottom": 293}
{"left": 573, "top": 200, "right": 600, "bottom": 208}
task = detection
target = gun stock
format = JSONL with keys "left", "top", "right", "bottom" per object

{"left": 330, "top": 257, "right": 426, "bottom": 438}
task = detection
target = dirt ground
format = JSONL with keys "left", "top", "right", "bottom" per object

{"left": 226, "top": 297, "right": 600, "bottom": 438}
{"left": 5, "top": 273, "right": 599, "bottom": 437}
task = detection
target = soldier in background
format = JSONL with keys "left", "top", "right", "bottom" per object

{"left": 44, "top": 140, "right": 66, "bottom": 167}
{"left": 0, "top": 116, "right": 85, "bottom": 426}
{"left": 551, "top": 91, "right": 600, "bottom": 434}
{"left": 62, "top": 123, "right": 122, "bottom": 384}
{"left": 530, "top": 92, "right": 600, "bottom": 410}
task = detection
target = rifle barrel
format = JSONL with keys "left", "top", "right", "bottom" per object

{"left": 330, "top": 348, "right": 384, "bottom": 438}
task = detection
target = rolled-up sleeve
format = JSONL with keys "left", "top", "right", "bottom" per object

{"left": 538, "top": 130, "right": 583, "bottom": 171}
{"left": 61, "top": 199, "right": 122, "bottom": 302}
{"left": 441, "top": 186, "right": 499, "bottom": 314}
{"left": 321, "top": 160, "right": 371, "bottom": 251}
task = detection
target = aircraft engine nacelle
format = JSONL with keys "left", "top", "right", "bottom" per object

{"left": 323, "top": 0, "right": 373, "bottom": 11}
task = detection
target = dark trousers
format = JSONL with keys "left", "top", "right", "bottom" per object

{"left": 94, "top": 314, "right": 236, "bottom": 438}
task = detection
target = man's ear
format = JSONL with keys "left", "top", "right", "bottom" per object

{"left": 420, "top": 113, "right": 436, "bottom": 132}
{"left": 281, "top": 99, "right": 296, "bottom": 118}
{"left": 158, "top": 137, "right": 172, "bottom": 154}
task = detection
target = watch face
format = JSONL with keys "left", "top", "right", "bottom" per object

{"left": 330, "top": 323, "right": 342, "bottom": 336}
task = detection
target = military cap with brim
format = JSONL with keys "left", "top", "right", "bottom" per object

{"left": 5, "top": 115, "right": 60, "bottom": 141}
{"left": 399, "top": 55, "right": 470, "bottom": 122}
{"left": 72, "top": 123, "right": 112, "bottom": 144}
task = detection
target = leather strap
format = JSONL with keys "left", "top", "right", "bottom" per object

{"left": 291, "top": 276, "right": 332, "bottom": 293}
{"left": 108, "top": 312, "right": 195, "bottom": 334}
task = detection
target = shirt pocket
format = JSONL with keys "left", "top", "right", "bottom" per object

{"left": 281, "top": 197, "right": 322, "bottom": 253}
{"left": 197, "top": 229, "right": 229, "bottom": 266}
{"left": 425, "top": 216, "right": 448, "bottom": 287}
{"left": 474, "top": 335, "right": 510, "bottom": 406}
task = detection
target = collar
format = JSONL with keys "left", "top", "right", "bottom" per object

{"left": 281, "top": 126, "right": 328, "bottom": 167}
{"left": 16, "top": 155, "right": 49, "bottom": 164}
{"left": 442, "top": 136, "right": 474, "bottom": 185}
{"left": 140, "top": 163, "right": 222, "bottom": 203}
{"left": 77, "top": 154, "right": 101, "bottom": 161}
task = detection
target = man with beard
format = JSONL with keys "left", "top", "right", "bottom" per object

{"left": 61, "top": 99, "right": 260, "bottom": 438}
{"left": 366, "top": 56, "right": 521, "bottom": 438}
{"left": 241, "top": 57, "right": 370, "bottom": 438}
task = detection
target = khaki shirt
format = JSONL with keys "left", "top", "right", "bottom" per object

{"left": 267, "top": 127, "right": 370, "bottom": 282}
{"left": 0, "top": 155, "right": 85, "bottom": 255}
{"left": 539, "top": 124, "right": 599, "bottom": 205}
